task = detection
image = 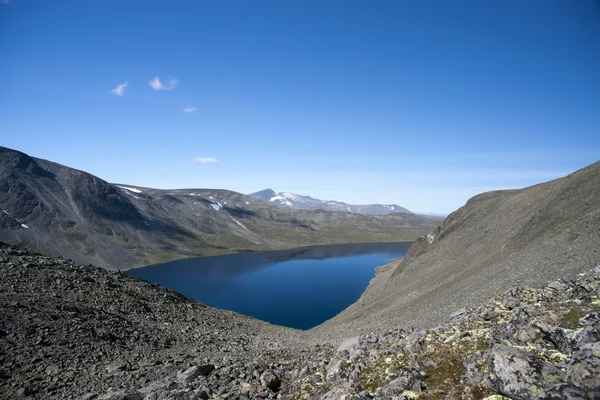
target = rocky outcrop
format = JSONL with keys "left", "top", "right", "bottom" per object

{"left": 281, "top": 266, "right": 600, "bottom": 400}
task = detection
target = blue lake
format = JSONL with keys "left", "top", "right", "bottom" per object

{"left": 128, "top": 242, "right": 411, "bottom": 330}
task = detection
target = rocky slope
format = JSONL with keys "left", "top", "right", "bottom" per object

{"left": 0, "top": 146, "right": 438, "bottom": 269}
{"left": 282, "top": 266, "right": 600, "bottom": 400}
{"left": 0, "top": 243, "right": 329, "bottom": 399}
{"left": 313, "top": 160, "right": 600, "bottom": 340}
{"left": 2, "top": 243, "right": 598, "bottom": 399}
{"left": 248, "top": 189, "right": 413, "bottom": 215}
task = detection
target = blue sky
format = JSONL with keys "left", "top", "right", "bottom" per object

{"left": 1, "top": 0, "right": 599, "bottom": 214}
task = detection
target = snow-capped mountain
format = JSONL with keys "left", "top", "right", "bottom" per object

{"left": 248, "top": 189, "right": 413, "bottom": 215}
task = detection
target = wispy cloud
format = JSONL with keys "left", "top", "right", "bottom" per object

{"left": 183, "top": 106, "right": 197, "bottom": 113}
{"left": 109, "top": 82, "right": 128, "bottom": 96}
{"left": 149, "top": 76, "right": 178, "bottom": 91}
{"left": 192, "top": 157, "right": 220, "bottom": 164}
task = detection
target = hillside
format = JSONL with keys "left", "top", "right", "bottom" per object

{"left": 0, "top": 243, "right": 327, "bottom": 399}
{"left": 2, "top": 244, "right": 599, "bottom": 399}
{"left": 248, "top": 188, "right": 413, "bottom": 215}
{"left": 314, "top": 160, "right": 600, "bottom": 339}
{"left": 0, "top": 146, "right": 437, "bottom": 269}
{"left": 1, "top": 160, "right": 599, "bottom": 398}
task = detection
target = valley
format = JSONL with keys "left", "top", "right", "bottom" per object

{"left": 0, "top": 146, "right": 440, "bottom": 270}
{"left": 0, "top": 159, "right": 598, "bottom": 399}
{"left": 3, "top": 1, "right": 600, "bottom": 398}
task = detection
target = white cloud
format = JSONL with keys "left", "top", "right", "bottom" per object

{"left": 149, "top": 76, "right": 178, "bottom": 91}
{"left": 183, "top": 106, "right": 197, "bottom": 113}
{"left": 109, "top": 82, "right": 128, "bottom": 96}
{"left": 192, "top": 157, "right": 220, "bottom": 164}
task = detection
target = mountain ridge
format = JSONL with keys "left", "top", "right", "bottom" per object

{"left": 313, "top": 159, "right": 600, "bottom": 339}
{"left": 0, "top": 146, "right": 438, "bottom": 269}
{"left": 248, "top": 188, "right": 413, "bottom": 215}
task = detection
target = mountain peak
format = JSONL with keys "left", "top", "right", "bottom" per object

{"left": 248, "top": 188, "right": 277, "bottom": 201}
{"left": 248, "top": 188, "right": 413, "bottom": 215}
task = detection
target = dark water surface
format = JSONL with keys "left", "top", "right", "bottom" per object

{"left": 128, "top": 242, "right": 411, "bottom": 330}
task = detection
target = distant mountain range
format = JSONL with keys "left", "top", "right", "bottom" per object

{"left": 248, "top": 188, "right": 413, "bottom": 215}
{"left": 0, "top": 146, "right": 440, "bottom": 269}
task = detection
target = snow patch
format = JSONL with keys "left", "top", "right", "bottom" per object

{"left": 347, "top": 206, "right": 351, "bottom": 212}
{"left": 1, "top": 209, "right": 8, "bottom": 215}
{"left": 123, "top": 191, "right": 140, "bottom": 200}
{"left": 283, "top": 201, "right": 292, "bottom": 206}
{"left": 269, "top": 195, "right": 283, "bottom": 202}
{"left": 21, "top": 224, "right": 28, "bottom": 229}
{"left": 116, "top": 185, "right": 142, "bottom": 194}
{"left": 426, "top": 232, "right": 436, "bottom": 244}
{"left": 230, "top": 217, "right": 248, "bottom": 230}
{"left": 210, "top": 202, "right": 223, "bottom": 211}
{"left": 143, "top": 221, "right": 149, "bottom": 227}
{"left": 245, "top": 201, "right": 250, "bottom": 205}
{"left": 282, "top": 192, "right": 299, "bottom": 200}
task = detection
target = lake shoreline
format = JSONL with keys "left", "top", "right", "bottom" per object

{"left": 128, "top": 242, "right": 413, "bottom": 330}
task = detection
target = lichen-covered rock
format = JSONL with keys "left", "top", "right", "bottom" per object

{"left": 373, "top": 369, "right": 422, "bottom": 398}
{"left": 321, "top": 382, "right": 365, "bottom": 400}
{"left": 566, "top": 342, "right": 600, "bottom": 396}
{"left": 488, "top": 345, "right": 562, "bottom": 399}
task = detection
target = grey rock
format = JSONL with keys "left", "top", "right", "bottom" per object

{"left": 177, "top": 366, "right": 202, "bottom": 385}
{"left": 547, "top": 279, "right": 570, "bottom": 291}
{"left": 566, "top": 342, "right": 600, "bottom": 396}
{"left": 106, "top": 360, "right": 130, "bottom": 374}
{"left": 449, "top": 308, "right": 468, "bottom": 321}
{"left": 320, "top": 382, "right": 364, "bottom": 400}
{"left": 488, "top": 345, "right": 563, "bottom": 399}
{"left": 259, "top": 370, "right": 281, "bottom": 391}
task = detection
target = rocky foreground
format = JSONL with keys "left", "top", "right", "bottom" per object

{"left": 0, "top": 243, "right": 331, "bottom": 399}
{"left": 1, "top": 243, "right": 599, "bottom": 399}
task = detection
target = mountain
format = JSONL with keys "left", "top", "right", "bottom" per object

{"left": 248, "top": 188, "right": 413, "bottom": 215}
{"left": 315, "top": 159, "right": 600, "bottom": 339}
{"left": 0, "top": 146, "right": 438, "bottom": 269}
{"left": 2, "top": 160, "right": 599, "bottom": 398}
{"left": 3, "top": 216, "right": 600, "bottom": 398}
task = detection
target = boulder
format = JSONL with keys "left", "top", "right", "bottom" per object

{"left": 177, "top": 366, "right": 202, "bottom": 385}
{"left": 566, "top": 342, "right": 600, "bottom": 397}
{"left": 488, "top": 345, "right": 563, "bottom": 399}
{"left": 260, "top": 370, "right": 281, "bottom": 391}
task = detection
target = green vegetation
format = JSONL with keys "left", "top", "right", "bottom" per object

{"left": 559, "top": 306, "right": 588, "bottom": 329}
